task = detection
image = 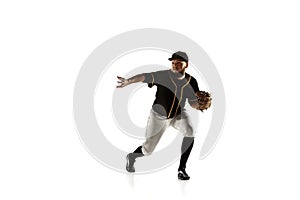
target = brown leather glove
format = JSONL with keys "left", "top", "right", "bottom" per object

{"left": 195, "top": 91, "right": 212, "bottom": 112}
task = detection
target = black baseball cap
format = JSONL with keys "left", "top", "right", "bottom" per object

{"left": 168, "top": 51, "right": 189, "bottom": 62}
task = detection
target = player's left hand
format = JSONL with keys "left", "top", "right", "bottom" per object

{"left": 194, "top": 91, "right": 212, "bottom": 112}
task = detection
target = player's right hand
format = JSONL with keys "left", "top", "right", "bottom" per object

{"left": 116, "top": 76, "right": 130, "bottom": 88}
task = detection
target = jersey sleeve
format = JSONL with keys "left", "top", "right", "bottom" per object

{"left": 187, "top": 76, "right": 200, "bottom": 105}
{"left": 142, "top": 71, "right": 162, "bottom": 88}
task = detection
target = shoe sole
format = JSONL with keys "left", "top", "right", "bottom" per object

{"left": 178, "top": 173, "right": 190, "bottom": 180}
{"left": 178, "top": 176, "right": 190, "bottom": 180}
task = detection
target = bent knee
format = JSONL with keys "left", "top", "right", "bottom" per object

{"left": 184, "top": 126, "right": 194, "bottom": 137}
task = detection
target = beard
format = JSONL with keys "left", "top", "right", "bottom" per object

{"left": 171, "top": 68, "right": 185, "bottom": 78}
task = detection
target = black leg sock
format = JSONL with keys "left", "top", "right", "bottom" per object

{"left": 132, "top": 146, "right": 144, "bottom": 159}
{"left": 178, "top": 137, "right": 194, "bottom": 171}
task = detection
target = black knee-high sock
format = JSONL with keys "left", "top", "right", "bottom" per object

{"left": 178, "top": 137, "right": 194, "bottom": 171}
{"left": 132, "top": 146, "right": 144, "bottom": 159}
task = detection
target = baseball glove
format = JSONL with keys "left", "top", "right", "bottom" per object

{"left": 195, "top": 91, "right": 212, "bottom": 112}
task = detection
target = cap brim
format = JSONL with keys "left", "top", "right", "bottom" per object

{"left": 168, "top": 57, "right": 188, "bottom": 62}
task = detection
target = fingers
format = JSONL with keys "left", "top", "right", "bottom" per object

{"left": 117, "top": 76, "right": 124, "bottom": 88}
{"left": 116, "top": 82, "right": 124, "bottom": 88}
{"left": 117, "top": 76, "right": 125, "bottom": 80}
{"left": 116, "top": 76, "right": 129, "bottom": 88}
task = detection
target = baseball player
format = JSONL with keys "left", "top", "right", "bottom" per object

{"left": 117, "top": 51, "right": 204, "bottom": 180}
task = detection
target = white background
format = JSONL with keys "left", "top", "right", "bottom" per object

{"left": 1, "top": 0, "right": 300, "bottom": 199}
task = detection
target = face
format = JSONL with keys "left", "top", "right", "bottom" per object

{"left": 171, "top": 59, "right": 188, "bottom": 74}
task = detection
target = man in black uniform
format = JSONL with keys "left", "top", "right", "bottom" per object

{"left": 117, "top": 51, "right": 200, "bottom": 180}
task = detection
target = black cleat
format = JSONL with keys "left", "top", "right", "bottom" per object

{"left": 126, "top": 153, "right": 136, "bottom": 173}
{"left": 178, "top": 169, "right": 190, "bottom": 180}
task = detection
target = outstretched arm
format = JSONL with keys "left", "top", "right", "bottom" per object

{"left": 116, "top": 74, "right": 145, "bottom": 88}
